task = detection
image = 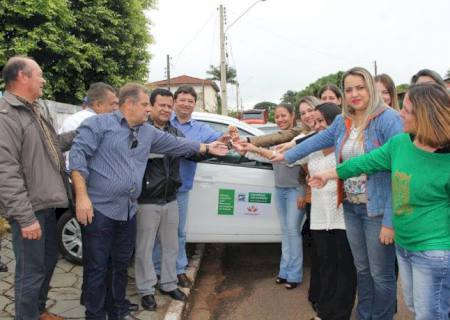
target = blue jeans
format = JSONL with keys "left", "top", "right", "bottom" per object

{"left": 343, "top": 202, "right": 396, "bottom": 320}
{"left": 275, "top": 187, "right": 305, "bottom": 283}
{"left": 82, "top": 211, "right": 136, "bottom": 320}
{"left": 11, "top": 209, "right": 58, "bottom": 320}
{"left": 396, "top": 245, "right": 450, "bottom": 320}
{"left": 154, "top": 190, "right": 189, "bottom": 275}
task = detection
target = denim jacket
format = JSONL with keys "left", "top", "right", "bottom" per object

{"left": 284, "top": 107, "right": 403, "bottom": 227}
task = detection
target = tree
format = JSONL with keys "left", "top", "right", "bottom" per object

{"left": 206, "top": 65, "right": 237, "bottom": 84}
{"left": 227, "top": 110, "right": 240, "bottom": 119}
{"left": 280, "top": 71, "right": 344, "bottom": 108}
{"left": 254, "top": 101, "right": 276, "bottom": 111}
{"left": 396, "top": 83, "right": 409, "bottom": 94}
{"left": 0, "top": 0, "right": 154, "bottom": 104}
{"left": 281, "top": 90, "right": 296, "bottom": 106}
{"left": 446, "top": 68, "right": 450, "bottom": 79}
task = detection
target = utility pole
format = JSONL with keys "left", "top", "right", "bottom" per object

{"left": 236, "top": 82, "right": 240, "bottom": 112}
{"left": 219, "top": 5, "right": 228, "bottom": 115}
{"left": 218, "top": 1, "right": 266, "bottom": 115}
{"left": 166, "top": 54, "right": 171, "bottom": 90}
{"left": 373, "top": 60, "right": 378, "bottom": 77}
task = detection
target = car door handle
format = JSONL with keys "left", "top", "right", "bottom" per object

{"left": 196, "top": 176, "right": 215, "bottom": 183}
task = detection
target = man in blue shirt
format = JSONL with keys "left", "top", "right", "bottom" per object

{"left": 69, "top": 83, "right": 227, "bottom": 320}
{"left": 154, "top": 86, "right": 227, "bottom": 288}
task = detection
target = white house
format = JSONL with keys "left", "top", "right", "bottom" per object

{"left": 146, "top": 75, "right": 220, "bottom": 113}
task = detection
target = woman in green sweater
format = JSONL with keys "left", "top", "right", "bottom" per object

{"left": 309, "top": 83, "right": 450, "bottom": 320}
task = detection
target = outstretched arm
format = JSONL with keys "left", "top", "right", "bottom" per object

{"left": 336, "top": 139, "right": 392, "bottom": 179}
{"left": 308, "top": 168, "right": 339, "bottom": 188}
{"left": 248, "top": 127, "right": 303, "bottom": 147}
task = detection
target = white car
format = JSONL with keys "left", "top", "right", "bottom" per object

{"left": 252, "top": 122, "right": 280, "bottom": 135}
{"left": 187, "top": 112, "right": 281, "bottom": 243}
{"left": 57, "top": 112, "right": 281, "bottom": 264}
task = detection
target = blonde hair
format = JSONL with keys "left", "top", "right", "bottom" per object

{"left": 298, "top": 95, "right": 321, "bottom": 131}
{"left": 341, "top": 67, "right": 384, "bottom": 124}
{"left": 408, "top": 83, "right": 450, "bottom": 148}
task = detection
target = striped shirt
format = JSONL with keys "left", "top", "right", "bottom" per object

{"left": 69, "top": 111, "right": 200, "bottom": 221}
{"left": 170, "top": 114, "right": 222, "bottom": 192}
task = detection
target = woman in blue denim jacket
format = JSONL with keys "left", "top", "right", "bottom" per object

{"left": 275, "top": 67, "right": 403, "bottom": 320}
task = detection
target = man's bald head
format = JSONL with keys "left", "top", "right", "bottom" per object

{"left": 2, "top": 56, "right": 45, "bottom": 102}
{"left": 2, "top": 56, "right": 36, "bottom": 89}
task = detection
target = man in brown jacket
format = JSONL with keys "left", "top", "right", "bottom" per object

{"left": 0, "top": 56, "right": 75, "bottom": 320}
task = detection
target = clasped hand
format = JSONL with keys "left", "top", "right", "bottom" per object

{"left": 207, "top": 141, "right": 229, "bottom": 156}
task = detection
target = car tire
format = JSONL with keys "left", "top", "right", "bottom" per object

{"left": 57, "top": 210, "right": 83, "bottom": 265}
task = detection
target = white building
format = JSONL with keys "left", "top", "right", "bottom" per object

{"left": 146, "top": 75, "right": 220, "bottom": 113}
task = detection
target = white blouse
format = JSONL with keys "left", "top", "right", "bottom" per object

{"left": 299, "top": 151, "right": 345, "bottom": 230}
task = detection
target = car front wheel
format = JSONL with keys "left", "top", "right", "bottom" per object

{"left": 57, "top": 210, "right": 83, "bottom": 265}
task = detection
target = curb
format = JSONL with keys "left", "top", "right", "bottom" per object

{"left": 163, "top": 243, "right": 205, "bottom": 320}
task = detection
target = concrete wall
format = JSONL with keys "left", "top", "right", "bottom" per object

{"left": 41, "top": 100, "right": 81, "bottom": 131}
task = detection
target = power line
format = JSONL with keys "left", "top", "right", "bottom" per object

{"left": 174, "top": 10, "right": 215, "bottom": 59}
{"left": 225, "top": 7, "right": 368, "bottom": 66}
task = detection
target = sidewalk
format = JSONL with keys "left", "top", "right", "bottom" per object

{"left": 0, "top": 234, "right": 204, "bottom": 320}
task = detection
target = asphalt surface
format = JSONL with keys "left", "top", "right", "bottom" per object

{"left": 185, "top": 243, "right": 414, "bottom": 320}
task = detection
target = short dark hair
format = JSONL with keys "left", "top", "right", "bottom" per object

{"left": 275, "top": 103, "right": 294, "bottom": 115}
{"left": 315, "top": 102, "right": 341, "bottom": 126}
{"left": 174, "top": 85, "right": 197, "bottom": 102}
{"left": 150, "top": 88, "right": 173, "bottom": 105}
{"left": 2, "top": 56, "right": 34, "bottom": 88}
{"left": 118, "top": 83, "right": 148, "bottom": 106}
{"left": 317, "top": 84, "right": 343, "bottom": 100}
{"left": 85, "top": 82, "right": 117, "bottom": 106}
{"left": 410, "top": 69, "right": 446, "bottom": 88}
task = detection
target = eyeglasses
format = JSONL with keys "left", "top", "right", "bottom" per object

{"left": 129, "top": 128, "right": 138, "bottom": 149}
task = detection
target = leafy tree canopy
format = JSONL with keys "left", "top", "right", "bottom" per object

{"left": 396, "top": 83, "right": 409, "bottom": 94}
{"left": 253, "top": 101, "right": 276, "bottom": 110}
{"left": 206, "top": 64, "right": 237, "bottom": 84}
{"left": 0, "top": 0, "right": 154, "bottom": 104}
{"left": 281, "top": 71, "right": 344, "bottom": 108}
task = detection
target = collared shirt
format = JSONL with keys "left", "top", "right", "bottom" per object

{"left": 59, "top": 108, "right": 96, "bottom": 134}
{"left": 59, "top": 108, "right": 97, "bottom": 169}
{"left": 170, "top": 113, "right": 222, "bottom": 192}
{"left": 69, "top": 111, "right": 200, "bottom": 221}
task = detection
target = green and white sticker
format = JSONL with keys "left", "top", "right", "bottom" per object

{"left": 248, "top": 192, "right": 272, "bottom": 204}
{"left": 217, "top": 188, "right": 272, "bottom": 218}
{"left": 218, "top": 189, "right": 235, "bottom": 215}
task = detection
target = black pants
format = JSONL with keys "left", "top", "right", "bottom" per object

{"left": 305, "top": 204, "right": 321, "bottom": 307}
{"left": 11, "top": 209, "right": 58, "bottom": 320}
{"left": 82, "top": 211, "right": 137, "bottom": 320}
{"left": 312, "top": 229, "right": 357, "bottom": 320}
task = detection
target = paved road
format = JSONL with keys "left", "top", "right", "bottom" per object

{"left": 0, "top": 234, "right": 172, "bottom": 319}
{"left": 185, "top": 243, "right": 414, "bottom": 320}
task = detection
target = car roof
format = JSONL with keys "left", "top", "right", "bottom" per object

{"left": 192, "top": 112, "right": 264, "bottom": 136}
{"left": 253, "top": 123, "right": 278, "bottom": 128}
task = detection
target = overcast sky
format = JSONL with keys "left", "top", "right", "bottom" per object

{"left": 146, "top": 0, "right": 450, "bottom": 110}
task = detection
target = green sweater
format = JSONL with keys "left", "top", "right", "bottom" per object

{"left": 337, "top": 133, "right": 450, "bottom": 251}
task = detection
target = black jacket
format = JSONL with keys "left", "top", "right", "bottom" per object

{"left": 138, "top": 121, "right": 184, "bottom": 205}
